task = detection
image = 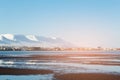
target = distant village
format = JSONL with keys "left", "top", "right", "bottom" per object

{"left": 0, "top": 46, "right": 120, "bottom": 51}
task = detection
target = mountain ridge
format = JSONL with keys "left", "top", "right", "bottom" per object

{"left": 0, "top": 34, "right": 73, "bottom": 48}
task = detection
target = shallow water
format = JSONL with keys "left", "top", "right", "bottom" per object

{"left": 0, "top": 51, "right": 120, "bottom": 79}
{"left": 0, "top": 51, "right": 120, "bottom": 56}
{"left": 0, "top": 74, "right": 54, "bottom": 80}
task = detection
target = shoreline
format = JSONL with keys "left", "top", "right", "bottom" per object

{"left": 0, "top": 52, "right": 120, "bottom": 80}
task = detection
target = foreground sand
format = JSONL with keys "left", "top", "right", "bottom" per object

{"left": 0, "top": 67, "right": 53, "bottom": 75}
{"left": 55, "top": 73, "right": 120, "bottom": 80}
{"left": 0, "top": 67, "right": 120, "bottom": 80}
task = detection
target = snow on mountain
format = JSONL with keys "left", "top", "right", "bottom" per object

{"left": 0, "top": 34, "right": 73, "bottom": 47}
{"left": 26, "top": 35, "right": 38, "bottom": 41}
{"left": 51, "top": 37, "right": 57, "bottom": 40}
{"left": 2, "top": 34, "right": 15, "bottom": 41}
{"left": 0, "top": 35, "right": 3, "bottom": 41}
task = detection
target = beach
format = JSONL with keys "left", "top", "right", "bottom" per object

{"left": 0, "top": 51, "right": 120, "bottom": 80}
{"left": 55, "top": 73, "right": 120, "bottom": 80}
{"left": 0, "top": 67, "right": 120, "bottom": 80}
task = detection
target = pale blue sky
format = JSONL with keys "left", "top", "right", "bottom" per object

{"left": 0, "top": 0, "right": 120, "bottom": 47}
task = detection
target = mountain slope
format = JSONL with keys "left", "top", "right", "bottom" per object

{"left": 0, "top": 34, "right": 73, "bottom": 47}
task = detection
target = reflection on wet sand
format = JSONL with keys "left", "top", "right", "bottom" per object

{"left": 0, "top": 51, "right": 120, "bottom": 80}
{"left": 0, "top": 52, "right": 120, "bottom": 74}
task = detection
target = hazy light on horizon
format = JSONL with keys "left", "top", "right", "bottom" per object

{"left": 0, "top": 0, "right": 120, "bottom": 48}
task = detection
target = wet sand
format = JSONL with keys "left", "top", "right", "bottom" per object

{"left": 55, "top": 73, "right": 120, "bottom": 80}
{"left": 0, "top": 67, "right": 53, "bottom": 75}
{"left": 1, "top": 53, "right": 120, "bottom": 66}
{"left": 0, "top": 52, "right": 120, "bottom": 80}
{"left": 0, "top": 67, "right": 120, "bottom": 80}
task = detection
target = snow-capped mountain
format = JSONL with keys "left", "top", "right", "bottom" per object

{"left": 0, "top": 34, "right": 73, "bottom": 47}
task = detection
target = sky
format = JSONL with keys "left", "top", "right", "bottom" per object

{"left": 0, "top": 0, "right": 120, "bottom": 48}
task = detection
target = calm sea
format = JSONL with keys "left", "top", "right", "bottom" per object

{"left": 0, "top": 51, "right": 120, "bottom": 56}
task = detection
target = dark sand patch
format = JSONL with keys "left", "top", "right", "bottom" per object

{"left": 55, "top": 73, "right": 120, "bottom": 80}
{"left": 0, "top": 67, "right": 53, "bottom": 75}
